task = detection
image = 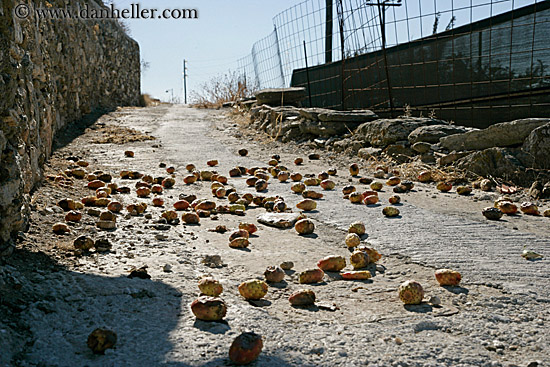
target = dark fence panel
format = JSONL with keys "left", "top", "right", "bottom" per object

{"left": 290, "top": 2, "right": 550, "bottom": 128}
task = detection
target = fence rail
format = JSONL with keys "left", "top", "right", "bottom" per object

{"left": 234, "top": 0, "right": 550, "bottom": 128}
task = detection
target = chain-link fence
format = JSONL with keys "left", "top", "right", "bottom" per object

{"left": 235, "top": 0, "right": 550, "bottom": 127}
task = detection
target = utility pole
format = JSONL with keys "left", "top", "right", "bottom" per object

{"left": 366, "top": 0, "right": 401, "bottom": 117}
{"left": 325, "top": 0, "right": 333, "bottom": 63}
{"left": 183, "top": 59, "right": 188, "bottom": 105}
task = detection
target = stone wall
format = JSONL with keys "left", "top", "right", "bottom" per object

{"left": 0, "top": 0, "right": 140, "bottom": 255}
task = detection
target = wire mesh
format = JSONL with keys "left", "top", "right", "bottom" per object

{"left": 233, "top": 0, "right": 550, "bottom": 127}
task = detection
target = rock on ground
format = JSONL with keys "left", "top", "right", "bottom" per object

{"left": 440, "top": 118, "right": 550, "bottom": 151}
{"left": 522, "top": 122, "right": 550, "bottom": 169}
{"left": 408, "top": 124, "right": 474, "bottom": 144}
{"left": 356, "top": 117, "right": 442, "bottom": 147}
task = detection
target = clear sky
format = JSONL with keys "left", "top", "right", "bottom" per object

{"left": 112, "top": 0, "right": 300, "bottom": 102}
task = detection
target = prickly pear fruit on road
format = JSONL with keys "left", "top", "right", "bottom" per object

{"left": 341, "top": 271, "right": 372, "bottom": 280}
{"left": 436, "top": 182, "right": 452, "bottom": 192}
{"left": 182, "top": 212, "right": 200, "bottom": 224}
{"left": 198, "top": 278, "right": 223, "bottom": 297}
{"left": 52, "top": 223, "right": 70, "bottom": 234}
{"left": 389, "top": 195, "right": 401, "bottom": 205}
{"left": 280, "top": 261, "right": 294, "bottom": 270}
{"left": 298, "top": 269, "right": 325, "bottom": 284}
{"left": 418, "top": 171, "right": 432, "bottom": 182}
{"left": 383, "top": 206, "right": 400, "bottom": 217}
{"left": 456, "top": 186, "right": 472, "bottom": 195}
{"left": 345, "top": 233, "right": 361, "bottom": 248}
{"left": 291, "top": 182, "right": 306, "bottom": 194}
{"left": 320, "top": 180, "right": 336, "bottom": 190}
{"left": 87, "top": 328, "right": 117, "bottom": 354}
{"left": 386, "top": 177, "right": 401, "bottom": 186}
{"left": 398, "top": 280, "right": 424, "bottom": 305}
{"left": 317, "top": 256, "right": 346, "bottom": 272}
{"left": 297, "top": 199, "right": 317, "bottom": 211}
{"left": 238, "top": 280, "right": 268, "bottom": 300}
{"left": 350, "top": 251, "right": 370, "bottom": 269}
{"left": 289, "top": 289, "right": 316, "bottom": 306}
{"left": 496, "top": 201, "right": 518, "bottom": 215}
{"left": 349, "top": 163, "right": 359, "bottom": 176}
{"left": 295, "top": 219, "right": 315, "bottom": 235}
{"left": 190, "top": 296, "right": 227, "bottom": 321}
{"left": 434, "top": 269, "right": 462, "bottom": 286}
{"left": 229, "top": 237, "right": 250, "bottom": 249}
{"left": 482, "top": 207, "right": 503, "bottom": 220}
{"left": 264, "top": 266, "right": 285, "bottom": 283}
{"left": 294, "top": 157, "right": 304, "bottom": 165}
{"left": 370, "top": 181, "right": 383, "bottom": 191}
{"left": 348, "top": 221, "right": 366, "bottom": 235}
{"left": 356, "top": 246, "right": 382, "bottom": 263}
{"left": 349, "top": 192, "right": 363, "bottom": 203}
{"left": 229, "top": 229, "right": 249, "bottom": 242}
{"left": 342, "top": 185, "right": 356, "bottom": 195}
{"left": 363, "top": 195, "right": 379, "bottom": 205}
{"left": 239, "top": 222, "right": 258, "bottom": 234}
{"left": 229, "top": 332, "right": 263, "bottom": 365}
{"left": 520, "top": 202, "right": 540, "bottom": 216}
{"left": 302, "top": 190, "right": 323, "bottom": 199}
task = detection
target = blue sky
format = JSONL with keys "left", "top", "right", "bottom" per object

{"left": 112, "top": 0, "right": 300, "bottom": 102}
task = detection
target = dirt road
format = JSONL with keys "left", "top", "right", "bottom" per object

{"left": 2, "top": 105, "right": 548, "bottom": 367}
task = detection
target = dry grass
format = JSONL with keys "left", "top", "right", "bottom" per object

{"left": 191, "top": 71, "right": 256, "bottom": 109}
{"left": 139, "top": 94, "right": 160, "bottom": 107}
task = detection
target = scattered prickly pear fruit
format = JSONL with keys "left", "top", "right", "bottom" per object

{"left": 496, "top": 201, "right": 518, "bottom": 215}
{"left": 317, "top": 256, "right": 346, "bottom": 272}
{"left": 456, "top": 186, "right": 472, "bottom": 195}
{"left": 229, "top": 332, "right": 263, "bottom": 365}
{"left": 57, "top": 198, "right": 76, "bottom": 211}
{"left": 348, "top": 221, "right": 366, "bottom": 235}
{"left": 152, "top": 197, "right": 165, "bottom": 207}
{"left": 383, "top": 206, "right": 400, "bottom": 217}
{"left": 544, "top": 209, "right": 550, "bottom": 217}
{"left": 74, "top": 235, "right": 94, "bottom": 251}
{"left": 255, "top": 179, "right": 268, "bottom": 192}
{"left": 52, "top": 223, "right": 70, "bottom": 234}
{"left": 480, "top": 179, "right": 493, "bottom": 191}
{"left": 350, "top": 251, "right": 370, "bottom": 269}
{"left": 386, "top": 177, "right": 401, "bottom": 186}
{"left": 298, "top": 269, "right": 324, "bottom": 284}
{"left": 198, "top": 278, "right": 223, "bottom": 297}
{"left": 289, "top": 289, "right": 316, "bottom": 306}
{"left": 398, "top": 280, "right": 424, "bottom": 305}
{"left": 239, "top": 222, "right": 258, "bottom": 234}
{"left": 345, "top": 233, "right": 361, "bottom": 248}
{"left": 280, "top": 261, "right": 294, "bottom": 270}
{"left": 183, "top": 175, "right": 197, "bottom": 184}
{"left": 229, "top": 238, "right": 250, "bottom": 248}
{"left": 341, "top": 271, "right": 372, "bottom": 280}
{"left": 294, "top": 157, "right": 304, "bottom": 165}
{"left": 295, "top": 219, "right": 315, "bottom": 235}
{"left": 418, "top": 171, "right": 431, "bottom": 182}
{"left": 520, "top": 202, "right": 540, "bottom": 216}
{"left": 370, "top": 181, "right": 383, "bottom": 191}
{"left": 264, "top": 266, "right": 285, "bottom": 283}
{"left": 107, "top": 201, "right": 123, "bottom": 213}
{"left": 297, "top": 199, "right": 317, "bottom": 211}
{"left": 374, "top": 170, "right": 385, "bottom": 179}
{"left": 302, "top": 190, "right": 323, "bottom": 199}
{"left": 162, "top": 177, "right": 176, "bottom": 188}
{"left": 277, "top": 171, "right": 289, "bottom": 182}
{"left": 229, "top": 229, "right": 249, "bottom": 242}
{"left": 356, "top": 246, "right": 382, "bottom": 263}
{"left": 207, "top": 160, "right": 218, "bottom": 167}
{"left": 434, "top": 269, "right": 462, "bottom": 286}
{"left": 182, "top": 212, "right": 200, "bottom": 224}
{"left": 349, "top": 192, "right": 363, "bottom": 203}
{"left": 238, "top": 280, "right": 268, "bottom": 300}
{"left": 162, "top": 210, "right": 178, "bottom": 222}
{"left": 436, "top": 182, "right": 452, "bottom": 192}
{"left": 389, "top": 195, "right": 401, "bottom": 205}
{"left": 482, "top": 207, "right": 502, "bottom": 220}
{"left": 173, "top": 200, "right": 190, "bottom": 211}
{"left": 342, "top": 185, "right": 356, "bottom": 195}
{"left": 238, "top": 148, "right": 248, "bottom": 156}
{"left": 290, "top": 172, "right": 303, "bottom": 182}
{"left": 363, "top": 195, "right": 379, "bottom": 205}
{"left": 136, "top": 187, "right": 151, "bottom": 198}
{"left": 320, "top": 180, "right": 335, "bottom": 190}
{"left": 291, "top": 182, "right": 306, "bottom": 194}
{"left": 190, "top": 296, "right": 227, "bottom": 321}
{"left": 65, "top": 210, "right": 82, "bottom": 222}
{"left": 349, "top": 163, "right": 359, "bottom": 176}
{"left": 304, "top": 178, "right": 319, "bottom": 186}
{"left": 87, "top": 328, "right": 117, "bottom": 354}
